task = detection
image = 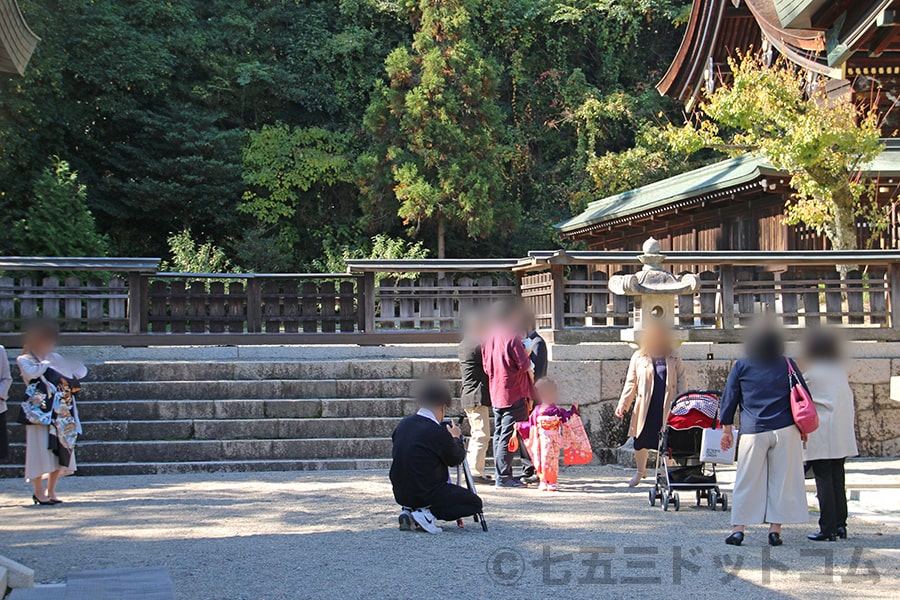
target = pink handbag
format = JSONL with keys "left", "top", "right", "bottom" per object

{"left": 786, "top": 359, "right": 819, "bottom": 434}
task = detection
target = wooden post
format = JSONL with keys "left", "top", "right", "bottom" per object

{"left": 720, "top": 264, "right": 735, "bottom": 330}
{"left": 890, "top": 263, "right": 900, "bottom": 329}
{"left": 64, "top": 277, "right": 82, "bottom": 330}
{"left": 339, "top": 280, "right": 355, "bottom": 333}
{"left": 227, "top": 281, "right": 246, "bottom": 333}
{"left": 360, "top": 272, "right": 375, "bottom": 333}
{"left": 128, "top": 272, "right": 143, "bottom": 335}
{"left": 550, "top": 264, "right": 565, "bottom": 331}
{"left": 246, "top": 278, "right": 262, "bottom": 333}
{"left": 0, "top": 276, "right": 14, "bottom": 332}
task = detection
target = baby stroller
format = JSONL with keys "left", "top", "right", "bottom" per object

{"left": 649, "top": 390, "right": 728, "bottom": 512}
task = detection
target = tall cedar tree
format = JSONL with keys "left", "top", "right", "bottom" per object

{"left": 361, "top": 0, "right": 517, "bottom": 257}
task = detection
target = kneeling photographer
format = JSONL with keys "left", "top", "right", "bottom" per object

{"left": 390, "top": 381, "right": 484, "bottom": 534}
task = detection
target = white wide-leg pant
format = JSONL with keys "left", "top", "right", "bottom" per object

{"left": 731, "top": 424, "right": 809, "bottom": 526}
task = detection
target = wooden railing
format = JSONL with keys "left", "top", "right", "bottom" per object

{"left": 515, "top": 249, "right": 900, "bottom": 342}
{"left": 376, "top": 274, "right": 515, "bottom": 330}
{"left": 146, "top": 273, "right": 364, "bottom": 334}
{"left": 2, "top": 251, "right": 900, "bottom": 344}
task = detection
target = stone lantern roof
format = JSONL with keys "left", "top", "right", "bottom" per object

{"left": 608, "top": 238, "right": 701, "bottom": 297}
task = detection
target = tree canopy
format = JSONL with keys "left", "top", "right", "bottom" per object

{"left": 0, "top": 0, "right": 688, "bottom": 267}
{"left": 665, "top": 54, "right": 884, "bottom": 258}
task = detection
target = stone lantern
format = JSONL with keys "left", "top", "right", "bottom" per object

{"left": 608, "top": 237, "right": 700, "bottom": 345}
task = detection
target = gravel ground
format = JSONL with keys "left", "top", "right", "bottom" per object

{"left": 1, "top": 465, "right": 898, "bottom": 600}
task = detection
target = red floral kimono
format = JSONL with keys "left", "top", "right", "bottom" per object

{"left": 518, "top": 404, "right": 592, "bottom": 490}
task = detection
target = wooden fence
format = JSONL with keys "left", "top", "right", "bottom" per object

{"left": 0, "top": 276, "right": 128, "bottom": 332}
{"left": 553, "top": 266, "right": 890, "bottom": 329}
{"left": 2, "top": 252, "right": 900, "bottom": 344}
{"left": 376, "top": 274, "right": 515, "bottom": 330}
{"left": 147, "top": 274, "right": 362, "bottom": 334}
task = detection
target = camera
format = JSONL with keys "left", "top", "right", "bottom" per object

{"left": 441, "top": 416, "right": 464, "bottom": 428}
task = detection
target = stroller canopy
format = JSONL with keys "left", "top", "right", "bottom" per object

{"left": 667, "top": 391, "right": 719, "bottom": 430}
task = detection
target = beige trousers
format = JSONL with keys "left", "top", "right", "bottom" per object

{"left": 731, "top": 424, "right": 809, "bottom": 526}
{"left": 464, "top": 406, "right": 491, "bottom": 477}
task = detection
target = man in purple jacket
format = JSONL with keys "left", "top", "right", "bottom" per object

{"left": 481, "top": 300, "right": 534, "bottom": 488}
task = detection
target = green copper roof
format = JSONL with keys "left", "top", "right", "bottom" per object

{"left": 557, "top": 140, "right": 900, "bottom": 235}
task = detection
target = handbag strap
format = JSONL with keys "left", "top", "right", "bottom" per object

{"left": 785, "top": 357, "right": 800, "bottom": 386}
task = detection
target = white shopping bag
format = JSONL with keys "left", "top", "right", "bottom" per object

{"left": 700, "top": 427, "right": 737, "bottom": 464}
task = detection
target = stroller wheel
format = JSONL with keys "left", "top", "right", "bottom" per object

{"left": 709, "top": 491, "right": 719, "bottom": 511}
{"left": 649, "top": 488, "right": 656, "bottom": 507}
{"left": 721, "top": 493, "right": 728, "bottom": 511}
{"left": 662, "top": 494, "right": 670, "bottom": 512}
{"left": 673, "top": 493, "right": 681, "bottom": 512}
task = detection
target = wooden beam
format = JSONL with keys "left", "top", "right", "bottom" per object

{"left": 869, "top": 23, "right": 900, "bottom": 57}
{"left": 890, "top": 262, "right": 900, "bottom": 329}
{"left": 811, "top": 0, "right": 854, "bottom": 30}
{"left": 550, "top": 264, "right": 566, "bottom": 331}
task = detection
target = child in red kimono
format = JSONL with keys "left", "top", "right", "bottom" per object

{"left": 518, "top": 378, "right": 578, "bottom": 491}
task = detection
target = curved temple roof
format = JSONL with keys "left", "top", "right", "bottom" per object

{"left": 0, "top": 0, "right": 39, "bottom": 75}
{"left": 557, "top": 139, "right": 900, "bottom": 238}
{"left": 656, "top": 0, "right": 898, "bottom": 107}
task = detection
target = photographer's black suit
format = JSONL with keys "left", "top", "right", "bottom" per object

{"left": 390, "top": 414, "right": 483, "bottom": 521}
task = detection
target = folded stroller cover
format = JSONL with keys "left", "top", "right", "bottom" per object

{"left": 668, "top": 409, "right": 714, "bottom": 430}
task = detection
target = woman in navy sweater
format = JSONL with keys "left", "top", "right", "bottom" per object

{"left": 720, "top": 326, "right": 809, "bottom": 547}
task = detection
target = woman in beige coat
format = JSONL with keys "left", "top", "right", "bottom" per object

{"left": 616, "top": 324, "right": 686, "bottom": 487}
{"left": 802, "top": 329, "right": 858, "bottom": 541}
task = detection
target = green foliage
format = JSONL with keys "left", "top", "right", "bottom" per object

{"left": 312, "top": 233, "right": 429, "bottom": 279}
{"left": 665, "top": 53, "right": 885, "bottom": 252}
{"left": 161, "top": 229, "right": 237, "bottom": 274}
{"left": 361, "top": 0, "right": 515, "bottom": 257}
{"left": 15, "top": 159, "right": 108, "bottom": 257}
{"left": 582, "top": 123, "right": 707, "bottom": 212}
{"left": 241, "top": 124, "right": 355, "bottom": 250}
{"left": 0, "top": 0, "right": 688, "bottom": 265}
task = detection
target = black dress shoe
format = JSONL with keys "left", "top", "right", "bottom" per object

{"left": 32, "top": 495, "right": 54, "bottom": 506}
{"left": 725, "top": 532, "right": 744, "bottom": 546}
{"left": 807, "top": 531, "right": 836, "bottom": 541}
{"left": 768, "top": 532, "right": 783, "bottom": 546}
{"left": 836, "top": 526, "right": 847, "bottom": 539}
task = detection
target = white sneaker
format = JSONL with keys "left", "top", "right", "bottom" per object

{"left": 411, "top": 508, "right": 442, "bottom": 534}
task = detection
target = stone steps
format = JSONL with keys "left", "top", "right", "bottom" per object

{"left": 69, "top": 397, "right": 417, "bottom": 420}
{"left": 8, "top": 417, "right": 400, "bottom": 442}
{"left": 0, "top": 355, "right": 469, "bottom": 477}
{"left": 11, "top": 378, "right": 461, "bottom": 401}
{"left": 82, "top": 359, "right": 459, "bottom": 381}
{"left": 7, "top": 436, "right": 394, "bottom": 463}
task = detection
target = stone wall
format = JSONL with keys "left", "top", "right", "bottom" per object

{"left": 547, "top": 342, "right": 900, "bottom": 460}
